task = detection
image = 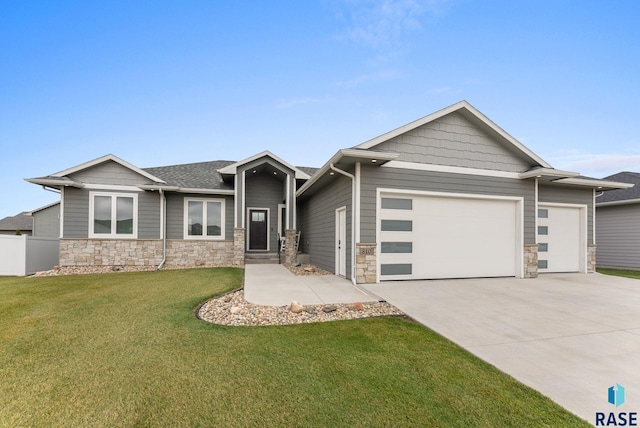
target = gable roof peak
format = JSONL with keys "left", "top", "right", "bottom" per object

{"left": 354, "top": 100, "right": 552, "bottom": 169}
{"left": 52, "top": 153, "right": 166, "bottom": 183}
{"left": 217, "top": 150, "right": 311, "bottom": 179}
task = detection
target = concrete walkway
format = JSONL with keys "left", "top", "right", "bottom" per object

{"left": 363, "top": 273, "right": 640, "bottom": 423}
{"left": 244, "top": 264, "right": 377, "bottom": 306}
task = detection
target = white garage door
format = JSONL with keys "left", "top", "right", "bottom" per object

{"left": 537, "top": 204, "right": 583, "bottom": 273}
{"left": 379, "top": 192, "right": 520, "bottom": 280}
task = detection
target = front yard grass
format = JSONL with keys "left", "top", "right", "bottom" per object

{"left": 0, "top": 268, "right": 588, "bottom": 427}
{"left": 597, "top": 267, "right": 640, "bottom": 280}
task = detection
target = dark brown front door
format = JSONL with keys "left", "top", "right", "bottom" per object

{"left": 249, "top": 209, "right": 268, "bottom": 250}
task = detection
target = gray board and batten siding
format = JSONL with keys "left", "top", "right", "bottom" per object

{"left": 596, "top": 204, "right": 640, "bottom": 269}
{"left": 358, "top": 164, "right": 537, "bottom": 244}
{"left": 369, "top": 111, "right": 532, "bottom": 173}
{"left": 298, "top": 173, "right": 353, "bottom": 276}
{"left": 538, "top": 184, "right": 594, "bottom": 245}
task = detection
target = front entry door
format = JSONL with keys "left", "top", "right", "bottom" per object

{"left": 249, "top": 209, "right": 268, "bottom": 250}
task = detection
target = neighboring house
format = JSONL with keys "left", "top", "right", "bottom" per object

{"left": 595, "top": 172, "right": 640, "bottom": 270}
{"left": 30, "top": 202, "right": 61, "bottom": 238}
{"left": 0, "top": 212, "right": 33, "bottom": 235}
{"left": 26, "top": 101, "right": 631, "bottom": 283}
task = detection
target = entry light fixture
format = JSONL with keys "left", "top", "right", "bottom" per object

{"left": 273, "top": 171, "right": 277, "bottom": 175}
{"left": 329, "top": 171, "right": 335, "bottom": 176}
{"left": 371, "top": 159, "right": 377, "bottom": 163}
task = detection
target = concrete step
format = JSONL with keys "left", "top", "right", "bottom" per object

{"left": 244, "top": 253, "right": 281, "bottom": 264}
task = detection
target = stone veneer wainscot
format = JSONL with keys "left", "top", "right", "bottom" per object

{"left": 60, "top": 238, "right": 242, "bottom": 268}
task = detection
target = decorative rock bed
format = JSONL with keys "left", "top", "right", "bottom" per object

{"left": 197, "top": 289, "right": 405, "bottom": 327}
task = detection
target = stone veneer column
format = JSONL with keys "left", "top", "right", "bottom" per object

{"left": 587, "top": 244, "right": 596, "bottom": 273}
{"left": 523, "top": 244, "right": 539, "bottom": 278}
{"left": 284, "top": 229, "right": 297, "bottom": 265}
{"left": 356, "top": 243, "right": 377, "bottom": 284}
{"left": 234, "top": 228, "right": 246, "bottom": 267}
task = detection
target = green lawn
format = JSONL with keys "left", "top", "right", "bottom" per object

{"left": 0, "top": 268, "right": 588, "bottom": 427}
{"left": 597, "top": 267, "right": 640, "bottom": 280}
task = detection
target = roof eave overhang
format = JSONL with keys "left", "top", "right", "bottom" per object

{"left": 518, "top": 168, "right": 580, "bottom": 180}
{"left": 551, "top": 177, "right": 635, "bottom": 191}
{"left": 296, "top": 149, "right": 398, "bottom": 197}
{"left": 24, "top": 178, "right": 84, "bottom": 188}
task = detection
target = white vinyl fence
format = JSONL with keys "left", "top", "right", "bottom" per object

{"left": 0, "top": 235, "right": 59, "bottom": 276}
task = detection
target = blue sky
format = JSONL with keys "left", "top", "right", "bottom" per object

{"left": 1, "top": 0, "right": 639, "bottom": 219}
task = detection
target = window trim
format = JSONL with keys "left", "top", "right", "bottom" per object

{"left": 183, "top": 197, "right": 226, "bottom": 240}
{"left": 88, "top": 191, "right": 138, "bottom": 239}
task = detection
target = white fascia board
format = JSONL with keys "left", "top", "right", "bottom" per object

{"left": 138, "top": 184, "right": 233, "bottom": 195}
{"left": 174, "top": 187, "right": 235, "bottom": 195}
{"left": 518, "top": 168, "right": 580, "bottom": 179}
{"left": 83, "top": 183, "right": 145, "bottom": 192}
{"left": 217, "top": 150, "right": 311, "bottom": 180}
{"left": 52, "top": 154, "right": 166, "bottom": 183}
{"left": 355, "top": 100, "right": 552, "bottom": 169}
{"left": 596, "top": 198, "right": 640, "bottom": 207}
{"left": 383, "top": 161, "right": 521, "bottom": 179}
{"left": 137, "top": 184, "right": 180, "bottom": 192}
{"left": 552, "top": 177, "right": 635, "bottom": 190}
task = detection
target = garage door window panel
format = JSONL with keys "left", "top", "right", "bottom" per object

{"left": 381, "top": 264, "right": 412, "bottom": 276}
{"left": 381, "top": 242, "right": 413, "bottom": 253}
{"left": 381, "top": 198, "right": 413, "bottom": 210}
{"left": 381, "top": 220, "right": 412, "bottom": 232}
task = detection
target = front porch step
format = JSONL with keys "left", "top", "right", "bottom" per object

{"left": 244, "top": 252, "right": 281, "bottom": 264}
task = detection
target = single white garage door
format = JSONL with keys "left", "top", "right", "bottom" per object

{"left": 537, "top": 204, "right": 583, "bottom": 273}
{"left": 379, "top": 192, "right": 520, "bottom": 280}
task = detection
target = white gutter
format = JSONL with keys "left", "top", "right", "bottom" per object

{"left": 157, "top": 188, "right": 167, "bottom": 270}
{"left": 329, "top": 163, "right": 357, "bottom": 285}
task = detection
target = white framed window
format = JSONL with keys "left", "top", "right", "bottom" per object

{"left": 89, "top": 192, "right": 138, "bottom": 238}
{"left": 184, "top": 198, "right": 225, "bottom": 240}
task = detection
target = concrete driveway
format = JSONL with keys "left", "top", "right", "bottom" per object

{"left": 364, "top": 273, "right": 640, "bottom": 423}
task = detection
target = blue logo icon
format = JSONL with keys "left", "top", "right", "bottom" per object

{"left": 609, "top": 384, "right": 625, "bottom": 408}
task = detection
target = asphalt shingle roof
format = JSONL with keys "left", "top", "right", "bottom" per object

{"left": 0, "top": 212, "right": 33, "bottom": 233}
{"left": 143, "top": 160, "right": 319, "bottom": 190}
{"left": 598, "top": 172, "right": 640, "bottom": 203}
{"left": 143, "top": 160, "right": 236, "bottom": 190}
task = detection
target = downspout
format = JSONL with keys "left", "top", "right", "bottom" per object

{"left": 329, "top": 163, "right": 357, "bottom": 285}
{"left": 157, "top": 188, "right": 167, "bottom": 270}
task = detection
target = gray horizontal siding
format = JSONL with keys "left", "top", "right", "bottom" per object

{"left": 299, "top": 175, "right": 352, "bottom": 275}
{"left": 68, "top": 161, "right": 151, "bottom": 185}
{"left": 372, "top": 111, "right": 531, "bottom": 172}
{"left": 596, "top": 204, "right": 640, "bottom": 269}
{"left": 166, "top": 193, "right": 234, "bottom": 240}
{"left": 63, "top": 188, "right": 160, "bottom": 239}
{"left": 539, "top": 184, "right": 594, "bottom": 244}
{"left": 63, "top": 187, "right": 89, "bottom": 238}
{"left": 138, "top": 192, "right": 161, "bottom": 239}
{"left": 359, "top": 165, "right": 536, "bottom": 244}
